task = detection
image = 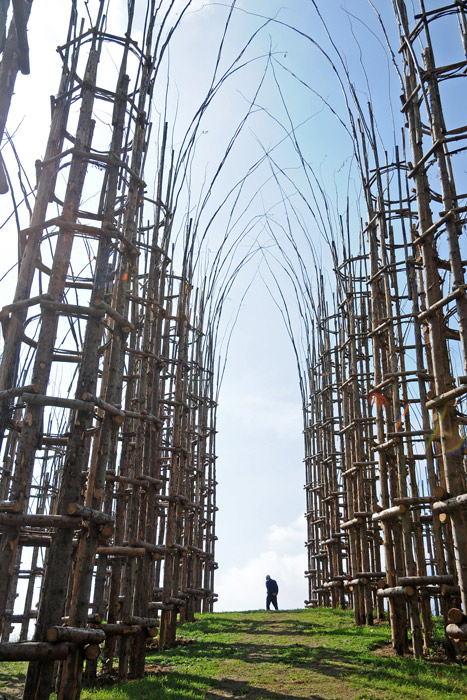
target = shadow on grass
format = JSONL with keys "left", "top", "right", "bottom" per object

{"left": 0, "top": 663, "right": 27, "bottom": 698}
{"left": 148, "top": 633, "right": 466, "bottom": 699}
{"left": 185, "top": 610, "right": 342, "bottom": 636}
{"left": 114, "top": 670, "right": 329, "bottom": 700}
{"left": 202, "top": 673, "right": 328, "bottom": 700}
{"left": 183, "top": 614, "right": 327, "bottom": 639}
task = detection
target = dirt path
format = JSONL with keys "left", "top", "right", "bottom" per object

{"left": 191, "top": 614, "right": 366, "bottom": 700}
{"left": 152, "top": 610, "right": 465, "bottom": 700}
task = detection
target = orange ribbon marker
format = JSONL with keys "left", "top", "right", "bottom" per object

{"left": 369, "top": 391, "right": 389, "bottom": 409}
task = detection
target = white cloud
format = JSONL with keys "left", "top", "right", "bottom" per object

{"left": 219, "top": 391, "right": 302, "bottom": 443}
{"left": 215, "top": 549, "right": 307, "bottom": 612}
{"left": 214, "top": 516, "right": 308, "bottom": 612}
{"left": 267, "top": 514, "right": 305, "bottom": 547}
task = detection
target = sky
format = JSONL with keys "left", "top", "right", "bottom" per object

{"left": 0, "top": 0, "right": 429, "bottom": 613}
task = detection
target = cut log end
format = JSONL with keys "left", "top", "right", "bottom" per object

{"left": 446, "top": 622, "right": 467, "bottom": 640}
{"left": 66, "top": 502, "right": 79, "bottom": 516}
{"left": 447, "top": 607, "right": 467, "bottom": 625}
{"left": 84, "top": 643, "right": 100, "bottom": 660}
{"left": 46, "top": 627, "right": 59, "bottom": 643}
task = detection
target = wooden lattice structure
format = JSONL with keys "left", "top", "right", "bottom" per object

{"left": 0, "top": 3, "right": 218, "bottom": 698}
{"left": 305, "top": 0, "right": 467, "bottom": 658}
{"left": 0, "top": 2, "right": 467, "bottom": 699}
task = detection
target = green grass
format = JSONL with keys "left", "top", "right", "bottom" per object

{"left": 75, "top": 608, "right": 466, "bottom": 700}
{"left": 3, "top": 611, "right": 465, "bottom": 699}
{"left": 0, "top": 660, "right": 28, "bottom": 698}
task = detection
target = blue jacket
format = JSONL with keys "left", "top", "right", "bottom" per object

{"left": 266, "top": 578, "right": 278, "bottom": 595}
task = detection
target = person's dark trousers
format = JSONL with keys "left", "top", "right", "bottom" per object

{"left": 266, "top": 594, "right": 278, "bottom": 610}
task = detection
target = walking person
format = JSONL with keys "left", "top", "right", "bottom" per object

{"left": 265, "top": 574, "right": 279, "bottom": 610}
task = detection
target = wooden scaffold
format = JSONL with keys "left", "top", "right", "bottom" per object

{"left": 0, "top": 2, "right": 218, "bottom": 698}
{"left": 0, "top": 4, "right": 466, "bottom": 699}
{"left": 304, "top": 0, "right": 467, "bottom": 657}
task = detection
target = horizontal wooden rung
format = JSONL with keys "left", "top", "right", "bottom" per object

{"left": 372, "top": 504, "right": 406, "bottom": 521}
{"left": 0, "top": 500, "right": 22, "bottom": 513}
{"left": 0, "top": 383, "right": 39, "bottom": 400}
{"left": 397, "top": 575, "right": 454, "bottom": 586}
{"left": 136, "top": 472, "right": 164, "bottom": 485}
{"left": 0, "top": 641, "right": 70, "bottom": 661}
{"left": 66, "top": 502, "right": 114, "bottom": 525}
{"left": 418, "top": 285, "right": 466, "bottom": 321}
{"left": 341, "top": 517, "right": 363, "bottom": 529}
{"left": 377, "top": 585, "right": 415, "bottom": 598}
{"left": 96, "top": 546, "right": 146, "bottom": 557}
{"left": 0, "top": 293, "right": 53, "bottom": 317}
{"left": 426, "top": 385, "right": 467, "bottom": 410}
{"left": 122, "top": 615, "right": 158, "bottom": 627}
{"left": 445, "top": 622, "right": 467, "bottom": 641}
{"left": 46, "top": 626, "right": 105, "bottom": 644}
{"left": 392, "top": 496, "right": 435, "bottom": 506}
{"left": 22, "top": 393, "right": 94, "bottom": 411}
{"left": 97, "top": 624, "right": 141, "bottom": 636}
{"left": 0, "top": 513, "right": 80, "bottom": 528}
{"left": 41, "top": 300, "right": 104, "bottom": 318}
{"left": 433, "top": 493, "right": 467, "bottom": 515}
{"left": 129, "top": 537, "right": 169, "bottom": 554}
{"left": 345, "top": 578, "right": 372, "bottom": 587}
{"left": 4, "top": 612, "right": 38, "bottom": 622}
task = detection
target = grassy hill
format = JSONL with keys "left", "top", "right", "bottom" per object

{"left": 2, "top": 608, "right": 466, "bottom": 699}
